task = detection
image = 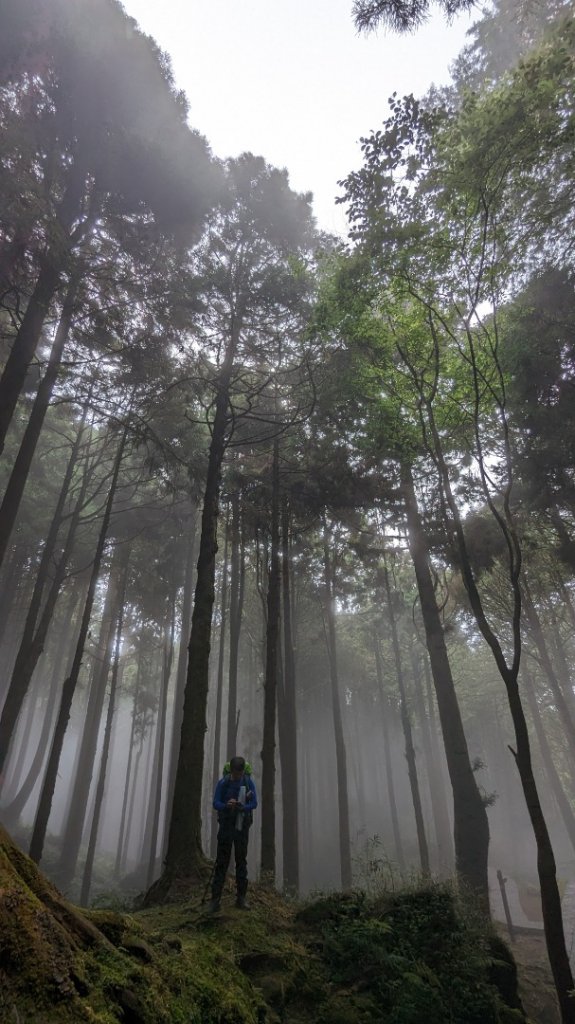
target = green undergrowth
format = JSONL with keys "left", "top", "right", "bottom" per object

{"left": 0, "top": 826, "right": 528, "bottom": 1024}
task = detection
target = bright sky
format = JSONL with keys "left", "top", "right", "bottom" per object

{"left": 121, "top": 0, "right": 475, "bottom": 236}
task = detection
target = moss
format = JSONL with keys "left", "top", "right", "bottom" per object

{"left": 1, "top": 825, "right": 529, "bottom": 1024}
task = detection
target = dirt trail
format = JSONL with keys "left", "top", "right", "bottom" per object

{"left": 505, "top": 930, "right": 560, "bottom": 1024}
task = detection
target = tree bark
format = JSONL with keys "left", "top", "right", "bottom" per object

{"left": 79, "top": 556, "right": 130, "bottom": 906}
{"left": 382, "top": 562, "right": 430, "bottom": 876}
{"left": 374, "top": 637, "right": 405, "bottom": 872}
{"left": 261, "top": 439, "right": 281, "bottom": 885}
{"left": 522, "top": 584, "right": 575, "bottom": 779}
{"left": 210, "top": 524, "right": 229, "bottom": 859}
{"left": 524, "top": 667, "right": 575, "bottom": 857}
{"left": 164, "top": 507, "right": 197, "bottom": 839}
{"left": 402, "top": 463, "right": 490, "bottom": 902}
{"left": 145, "top": 587, "right": 176, "bottom": 889}
{"left": 226, "top": 490, "right": 243, "bottom": 756}
{"left": 424, "top": 400, "right": 575, "bottom": 1018}
{"left": 121, "top": 730, "right": 146, "bottom": 877}
{"left": 506, "top": 662, "right": 575, "bottom": 1023}
{"left": 322, "top": 516, "right": 353, "bottom": 890}
{"left": 0, "top": 408, "right": 90, "bottom": 780}
{"left": 28, "top": 424, "right": 128, "bottom": 865}
{"left": 0, "top": 541, "right": 30, "bottom": 669}
{"left": 279, "top": 495, "right": 299, "bottom": 894}
{"left": 0, "top": 272, "right": 82, "bottom": 572}
{"left": 157, "top": 320, "right": 239, "bottom": 892}
{"left": 1, "top": 586, "right": 81, "bottom": 823}
{"left": 0, "top": 163, "right": 87, "bottom": 455}
{"left": 57, "top": 540, "right": 130, "bottom": 886}
{"left": 114, "top": 643, "right": 144, "bottom": 880}
{"left": 411, "top": 648, "right": 454, "bottom": 874}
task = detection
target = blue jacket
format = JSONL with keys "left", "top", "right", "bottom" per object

{"left": 213, "top": 774, "right": 258, "bottom": 814}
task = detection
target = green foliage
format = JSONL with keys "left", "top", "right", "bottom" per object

{"left": 352, "top": 0, "right": 474, "bottom": 35}
{"left": 311, "top": 884, "right": 519, "bottom": 1024}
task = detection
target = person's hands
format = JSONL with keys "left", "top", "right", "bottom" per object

{"left": 226, "top": 798, "right": 238, "bottom": 808}
{"left": 245, "top": 791, "right": 253, "bottom": 802}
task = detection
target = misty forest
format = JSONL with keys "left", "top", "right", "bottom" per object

{"left": 1, "top": 0, "right": 575, "bottom": 1022}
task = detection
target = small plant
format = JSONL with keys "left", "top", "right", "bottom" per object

{"left": 317, "top": 881, "right": 519, "bottom": 1023}
{"left": 351, "top": 833, "right": 403, "bottom": 895}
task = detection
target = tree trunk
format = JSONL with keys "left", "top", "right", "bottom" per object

{"left": 0, "top": 409, "right": 90, "bottom": 780}
{"left": 382, "top": 562, "right": 430, "bottom": 876}
{"left": 121, "top": 730, "right": 146, "bottom": 877}
{"left": 28, "top": 424, "right": 128, "bottom": 865}
{"left": 57, "top": 540, "right": 130, "bottom": 886}
{"left": 226, "top": 490, "right": 243, "bottom": 756}
{"left": 411, "top": 648, "right": 454, "bottom": 874}
{"left": 322, "top": 516, "right": 353, "bottom": 890}
{"left": 0, "top": 541, "right": 31, "bottom": 668}
{"left": 1, "top": 586, "right": 81, "bottom": 823}
{"left": 261, "top": 439, "right": 281, "bottom": 885}
{"left": 522, "top": 584, "right": 575, "bottom": 779}
{"left": 114, "top": 643, "right": 144, "bottom": 880}
{"left": 164, "top": 507, "right": 197, "bottom": 838}
{"left": 157, "top": 321, "right": 239, "bottom": 893}
{"left": 279, "top": 495, "right": 299, "bottom": 894}
{"left": 374, "top": 637, "right": 405, "bottom": 872}
{"left": 547, "top": 600, "right": 575, "bottom": 728}
{"left": 524, "top": 667, "right": 575, "bottom": 857}
{"left": 424, "top": 408, "right": 575, "bottom": 1019}
{"left": 0, "top": 272, "right": 81, "bottom": 572}
{"left": 210, "top": 524, "right": 229, "bottom": 859}
{"left": 0, "top": 163, "right": 87, "bottom": 455}
{"left": 139, "top": 672, "right": 160, "bottom": 865}
{"left": 146, "top": 588, "right": 177, "bottom": 888}
{"left": 505, "top": 663, "right": 575, "bottom": 1024}
{"left": 79, "top": 556, "right": 130, "bottom": 906}
{"left": 402, "top": 462, "right": 490, "bottom": 902}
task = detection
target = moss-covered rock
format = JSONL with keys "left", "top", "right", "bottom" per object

{"left": 0, "top": 824, "right": 529, "bottom": 1024}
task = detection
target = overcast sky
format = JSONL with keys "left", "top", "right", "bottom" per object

{"left": 121, "top": 0, "right": 475, "bottom": 235}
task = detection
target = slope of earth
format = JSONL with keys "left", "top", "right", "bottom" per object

{"left": 507, "top": 931, "right": 560, "bottom": 1024}
{"left": 0, "top": 823, "right": 529, "bottom": 1023}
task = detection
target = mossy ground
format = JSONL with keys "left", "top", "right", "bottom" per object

{"left": 0, "top": 824, "right": 538, "bottom": 1023}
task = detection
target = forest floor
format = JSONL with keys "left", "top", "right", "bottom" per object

{"left": 504, "top": 930, "right": 560, "bottom": 1024}
{"left": 0, "top": 820, "right": 554, "bottom": 1023}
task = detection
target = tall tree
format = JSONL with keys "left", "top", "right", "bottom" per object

{"left": 152, "top": 155, "right": 316, "bottom": 899}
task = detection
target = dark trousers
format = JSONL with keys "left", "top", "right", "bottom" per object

{"left": 211, "top": 821, "right": 250, "bottom": 900}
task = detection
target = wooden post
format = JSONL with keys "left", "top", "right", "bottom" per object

{"left": 497, "top": 869, "right": 516, "bottom": 942}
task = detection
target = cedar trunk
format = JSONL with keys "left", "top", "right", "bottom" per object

{"left": 374, "top": 637, "right": 405, "bottom": 871}
{"left": 57, "top": 541, "right": 130, "bottom": 886}
{"left": 157, "top": 323, "right": 239, "bottom": 893}
{"left": 0, "top": 411, "right": 89, "bottom": 779}
{"left": 260, "top": 439, "right": 281, "bottom": 884}
{"left": 210, "top": 525, "right": 229, "bottom": 859}
{"left": 28, "top": 426, "right": 128, "bottom": 865}
{"left": 0, "top": 273, "right": 81, "bottom": 571}
{"left": 322, "top": 518, "right": 353, "bottom": 889}
{"left": 0, "top": 164, "right": 87, "bottom": 455}
{"left": 79, "top": 558, "right": 130, "bottom": 906}
{"left": 279, "top": 495, "right": 299, "bottom": 894}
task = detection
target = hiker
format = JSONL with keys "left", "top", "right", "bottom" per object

{"left": 207, "top": 755, "right": 257, "bottom": 913}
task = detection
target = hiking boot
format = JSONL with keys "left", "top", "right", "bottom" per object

{"left": 235, "top": 895, "right": 251, "bottom": 910}
{"left": 206, "top": 898, "right": 221, "bottom": 915}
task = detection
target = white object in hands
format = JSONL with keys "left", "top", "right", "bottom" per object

{"left": 235, "top": 785, "right": 247, "bottom": 830}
